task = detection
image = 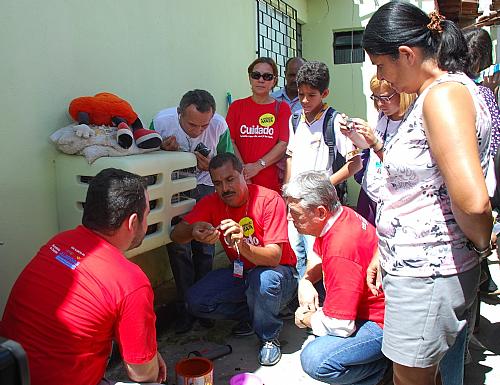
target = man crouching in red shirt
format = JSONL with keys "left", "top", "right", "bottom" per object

{"left": 0, "top": 168, "right": 166, "bottom": 385}
{"left": 283, "top": 170, "right": 389, "bottom": 385}
{"left": 171, "top": 153, "right": 298, "bottom": 366}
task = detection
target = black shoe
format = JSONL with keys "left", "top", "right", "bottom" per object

{"left": 174, "top": 311, "right": 195, "bottom": 334}
{"left": 231, "top": 320, "right": 254, "bottom": 337}
{"left": 198, "top": 318, "right": 215, "bottom": 328}
{"left": 258, "top": 338, "right": 281, "bottom": 366}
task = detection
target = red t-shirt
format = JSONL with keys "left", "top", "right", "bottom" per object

{"left": 314, "top": 207, "right": 385, "bottom": 327}
{"left": 0, "top": 226, "right": 157, "bottom": 385}
{"left": 226, "top": 97, "right": 291, "bottom": 192}
{"left": 183, "top": 184, "right": 296, "bottom": 270}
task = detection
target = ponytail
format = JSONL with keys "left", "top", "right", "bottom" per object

{"left": 435, "top": 20, "right": 470, "bottom": 76}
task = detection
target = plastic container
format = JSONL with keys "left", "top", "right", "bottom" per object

{"left": 54, "top": 151, "right": 197, "bottom": 258}
{"left": 175, "top": 357, "right": 213, "bottom": 385}
{"left": 230, "top": 372, "right": 264, "bottom": 385}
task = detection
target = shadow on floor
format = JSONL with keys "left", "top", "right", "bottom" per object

{"left": 106, "top": 300, "right": 500, "bottom": 384}
{"left": 464, "top": 316, "right": 500, "bottom": 385}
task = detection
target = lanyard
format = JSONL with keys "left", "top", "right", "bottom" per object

{"left": 381, "top": 115, "right": 390, "bottom": 142}
{"left": 225, "top": 199, "right": 250, "bottom": 261}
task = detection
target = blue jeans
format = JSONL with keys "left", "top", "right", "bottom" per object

{"left": 186, "top": 265, "right": 298, "bottom": 341}
{"left": 439, "top": 325, "right": 467, "bottom": 385}
{"left": 301, "top": 320, "right": 388, "bottom": 385}
{"left": 288, "top": 221, "right": 315, "bottom": 278}
{"left": 167, "top": 184, "right": 215, "bottom": 307}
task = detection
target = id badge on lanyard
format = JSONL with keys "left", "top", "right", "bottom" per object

{"left": 233, "top": 259, "right": 244, "bottom": 278}
{"left": 232, "top": 242, "right": 244, "bottom": 278}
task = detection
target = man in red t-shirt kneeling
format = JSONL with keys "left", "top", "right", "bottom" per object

{"left": 283, "top": 171, "right": 389, "bottom": 385}
{"left": 0, "top": 168, "right": 166, "bottom": 385}
{"left": 171, "top": 153, "right": 298, "bottom": 366}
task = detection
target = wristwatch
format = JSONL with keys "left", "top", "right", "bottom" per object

{"left": 258, "top": 158, "right": 266, "bottom": 168}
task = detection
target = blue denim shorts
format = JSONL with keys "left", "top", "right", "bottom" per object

{"left": 381, "top": 264, "right": 479, "bottom": 367}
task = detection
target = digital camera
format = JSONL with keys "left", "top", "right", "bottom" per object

{"left": 194, "top": 142, "right": 211, "bottom": 157}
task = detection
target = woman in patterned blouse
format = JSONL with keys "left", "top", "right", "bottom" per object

{"left": 361, "top": 2, "right": 492, "bottom": 385}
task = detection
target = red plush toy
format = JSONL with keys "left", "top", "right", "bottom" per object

{"left": 69, "top": 92, "right": 161, "bottom": 149}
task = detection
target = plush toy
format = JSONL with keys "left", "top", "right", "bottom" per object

{"left": 69, "top": 92, "right": 161, "bottom": 149}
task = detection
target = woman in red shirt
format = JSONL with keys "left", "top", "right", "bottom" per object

{"left": 226, "top": 57, "right": 291, "bottom": 192}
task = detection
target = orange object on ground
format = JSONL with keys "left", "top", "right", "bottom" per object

{"left": 175, "top": 357, "right": 213, "bottom": 385}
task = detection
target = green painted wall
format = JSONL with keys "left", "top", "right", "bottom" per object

{"left": 0, "top": 0, "right": 447, "bottom": 312}
{"left": 301, "top": 0, "right": 435, "bottom": 205}
{"left": 0, "top": 0, "right": 310, "bottom": 313}
{"left": 302, "top": 0, "right": 434, "bottom": 118}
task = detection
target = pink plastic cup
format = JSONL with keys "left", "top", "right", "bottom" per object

{"left": 230, "top": 372, "right": 263, "bottom": 385}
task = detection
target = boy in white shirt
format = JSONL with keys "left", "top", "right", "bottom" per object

{"left": 284, "top": 61, "right": 361, "bottom": 277}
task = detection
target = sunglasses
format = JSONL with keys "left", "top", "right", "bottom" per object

{"left": 250, "top": 71, "right": 275, "bottom": 81}
{"left": 370, "top": 92, "right": 397, "bottom": 103}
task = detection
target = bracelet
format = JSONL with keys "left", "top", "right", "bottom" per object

{"left": 369, "top": 138, "right": 380, "bottom": 149}
{"left": 468, "top": 240, "right": 492, "bottom": 260}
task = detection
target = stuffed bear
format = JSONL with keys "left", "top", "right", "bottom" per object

{"left": 69, "top": 92, "right": 161, "bottom": 149}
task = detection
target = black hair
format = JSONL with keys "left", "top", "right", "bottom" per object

{"left": 285, "top": 57, "right": 307, "bottom": 73}
{"left": 296, "top": 61, "right": 330, "bottom": 93}
{"left": 82, "top": 168, "right": 147, "bottom": 235}
{"left": 362, "top": 1, "right": 470, "bottom": 76}
{"left": 208, "top": 153, "right": 243, "bottom": 173}
{"left": 179, "top": 89, "right": 216, "bottom": 114}
{"left": 463, "top": 28, "right": 493, "bottom": 78}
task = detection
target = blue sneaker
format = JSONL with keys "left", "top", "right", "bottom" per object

{"left": 258, "top": 338, "right": 281, "bottom": 366}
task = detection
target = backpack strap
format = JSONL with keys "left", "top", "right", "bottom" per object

{"left": 322, "top": 107, "right": 341, "bottom": 169}
{"left": 322, "top": 107, "right": 349, "bottom": 203}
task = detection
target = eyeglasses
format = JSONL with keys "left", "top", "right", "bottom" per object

{"left": 250, "top": 71, "right": 275, "bottom": 81}
{"left": 370, "top": 92, "right": 397, "bottom": 103}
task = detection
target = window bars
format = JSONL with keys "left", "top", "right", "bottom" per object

{"left": 256, "top": 0, "right": 301, "bottom": 88}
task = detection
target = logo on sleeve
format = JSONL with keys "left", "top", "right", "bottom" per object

{"left": 54, "top": 247, "right": 83, "bottom": 270}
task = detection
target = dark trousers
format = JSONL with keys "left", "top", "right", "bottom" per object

{"left": 167, "top": 184, "right": 215, "bottom": 310}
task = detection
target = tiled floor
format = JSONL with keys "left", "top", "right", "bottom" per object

{"left": 107, "top": 254, "right": 500, "bottom": 385}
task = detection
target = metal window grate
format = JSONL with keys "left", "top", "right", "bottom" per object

{"left": 257, "top": 0, "right": 299, "bottom": 88}
{"left": 333, "top": 31, "right": 365, "bottom": 65}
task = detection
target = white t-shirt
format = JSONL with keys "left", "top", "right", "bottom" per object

{"left": 287, "top": 108, "right": 355, "bottom": 179}
{"left": 362, "top": 114, "right": 401, "bottom": 202}
{"left": 151, "top": 107, "right": 230, "bottom": 186}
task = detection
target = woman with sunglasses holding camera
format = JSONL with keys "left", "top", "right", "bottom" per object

{"left": 352, "top": 76, "right": 416, "bottom": 225}
{"left": 226, "top": 57, "right": 291, "bottom": 192}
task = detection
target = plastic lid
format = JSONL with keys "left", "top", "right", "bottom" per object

{"left": 230, "top": 372, "right": 263, "bottom": 385}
